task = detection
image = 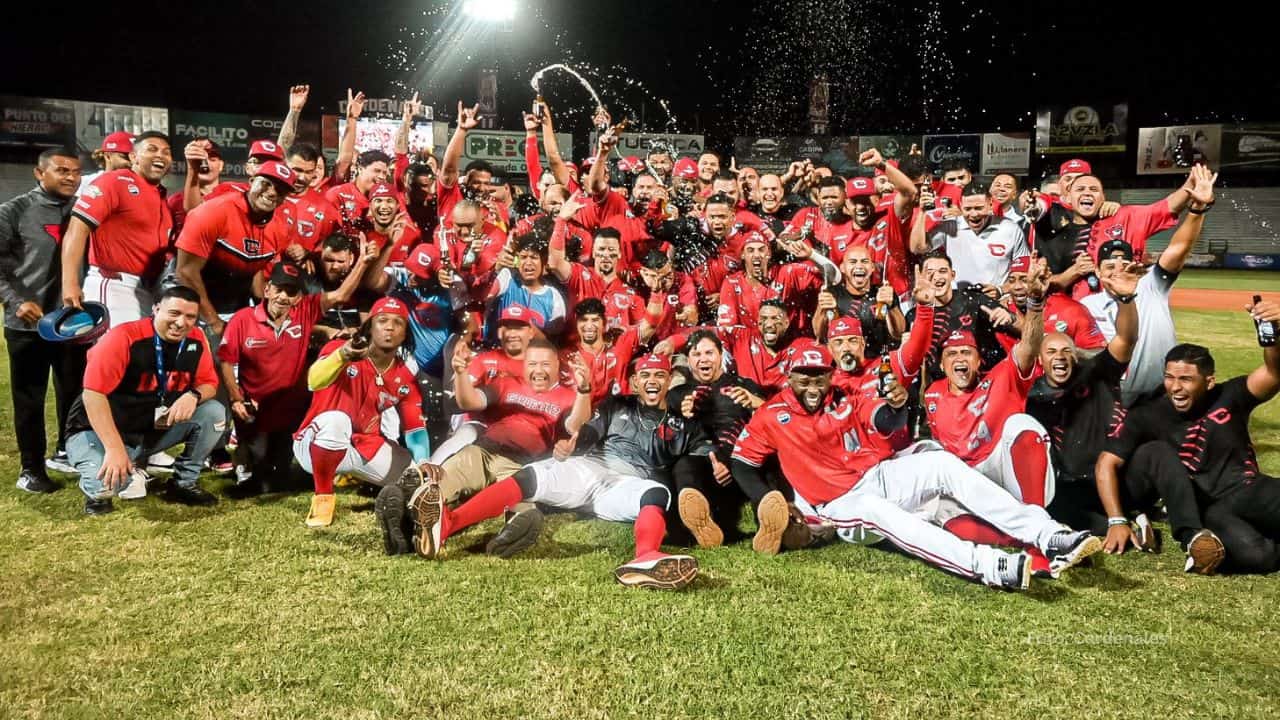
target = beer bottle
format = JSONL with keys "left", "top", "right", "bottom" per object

{"left": 1255, "top": 295, "right": 1277, "bottom": 347}
{"left": 877, "top": 354, "right": 895, "bottom": 397}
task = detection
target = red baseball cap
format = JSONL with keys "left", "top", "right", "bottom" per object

{"left": 1008, "top": 255, "right": 1032, "bottom": 274}
{"left": 1059, "top": 159, "right": 1091, "bottom": 176}
{"left": 872, "top": 159, "right": 899, "bottom": 177}
{"left": 789, "top": 343, "right": 835, "bottom": 372}
{"left": 254, "top": 161, "right": 295, "bottom": 189}
{"left": 404, "top": 244, "right": 441, "bottom": 279}
{"left": 846, "top": 176, "right": 876, "bottom": 198}
{"left": 249, "top": 139, "right": 284, "bottom": 161}
{"left": 828, "top": 316, "right": 863, "bottom": 340}
{"left": 581, "top": 156, "right": 597, "bottom": 168}
{"left": 741, "top": 230, "right": 769, "bottom": 248}
{"left": 370, "top": 296, "right": 410, "bottom": 321}
{"left": 565, "top": 161, "right": 579, "bottom": 173}
{"left": 101, "top": 131, "right": 133, "bottom": 154}
{"left": 499, "top": 304, "right": 545, "bottom": 328}
{"left": 634, "top": 353, "right": 672, "bottom": 373}
{"left": 673, "top": 157, "right": 698, "bottom": 179}
{"left": 942, "top": 330, "right": 977, "bottom": 350}
{"left": 370, "top": 183, "right": 398, "bottom": 201}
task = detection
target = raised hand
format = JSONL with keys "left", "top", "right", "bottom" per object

{"left": 1188, "top": 164, "right": 1218, "bottom": 207}
{"left": 859, "top": 148, "right": 885, "bottom": 168}
{"left": 290, "top": 84, "right": 310, "bottom": 112}
{"left": 346, "top": 88, "right": 366, "bottom": 119}
{"left": 402, "top": 91, "right": 422, "bottom": 120}
{"left": 456, "top": 101, "right": 481, "bottom": 131}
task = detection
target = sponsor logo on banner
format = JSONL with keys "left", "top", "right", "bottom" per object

{"left": 1136, "top": 125, "right": 1221, "bottom": 175}
{"left": 1226, "top": 253, "right": 1279, "bottom": 270}
{"left": 1219, "top": 124, "right": 1280, "bottom": 172}
{"left": 980, "top": 132, "right": 1031, "bottom": 174}
{"left": 1035, "top": 103, "right": 1128, "bottom": 154}
{"left": 0, "top": 96, "right": 76, "bottom": 148}
{"left": 923, "top": 134, "right": 981, "bottom": 174}
{"left": 433, "top": 124, "right": 572, "bottom": 174}
{"left": 597, "top": 133, "right": 704, "bottom": 157}
{"left": 337, "top": 98, "right": 433, "bottom": 120}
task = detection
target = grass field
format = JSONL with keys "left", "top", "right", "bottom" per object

{"left": 2, "top": 300, "right": 1279, "bottom": 719}
{"left": 1175, "top": 269, "right": 1280, "bottom": 292}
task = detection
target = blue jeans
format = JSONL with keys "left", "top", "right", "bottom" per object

{"left": 67, "top": 401, "right": 227, "bottom": 499}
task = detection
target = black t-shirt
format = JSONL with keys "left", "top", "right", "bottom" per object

{"left": 907, "top": 287, "right": 1013, "bottom": 377}
{"left": 831, "top": 286, "right": 899, "bottom": 358}
{"left": 1027, "top": 348, "right": 1128, "bottom": 484}
{"left": 1106, "top": 376, "right": 1266, "bottom": 498}
{"left": 667, "top": 371, "right": 763, "bottom": 463}
{"left": 1040, "top": 218, "right": 1098, "bottom": 296}
{"left": 750, "top": 202, "right": 803, "bottom": 236}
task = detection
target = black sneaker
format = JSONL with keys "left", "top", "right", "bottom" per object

{"left": 84, "top": 497, "right": 115, "bottom": 515}
{"left": 226, "top": 478, "right": 264, "bottom": 499}
{"left": 487, "top": 507, "right": 544, "bottom": 558}
{"left": 16, "top": 470, "right": 59, "bottom": 494}
{"left": 375, "top": 484, "right": 413, "bottom": 556}
{"left": 170, "top": 484, "right": 218, "bottom": 506}
{"left": 1045, "top": 529, "right": 1103, "bottom": 575}
{"left": 45, "top": 451, "right": 75, "bottom": 474}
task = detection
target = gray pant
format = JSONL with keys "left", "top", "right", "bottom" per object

{"left": 68, "top": 401, "right": 227, "bottom": 499}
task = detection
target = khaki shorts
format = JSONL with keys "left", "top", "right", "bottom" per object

{"left": 439, "top": 445, "right": 524, "bottom": 505}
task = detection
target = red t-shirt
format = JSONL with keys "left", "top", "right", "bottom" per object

{"left": 468, "top": 349, "right": 525, "bottom": 386}
{"left": 732, "top": 386, "right": 890, "bottom": 505}
{"left": 368, "top": 222, "right": 422, "bottom": 265}
{"left": 574, "top": 190, "right": 655, "bottom": 271}
{"left": 176, "top": 191, "right": 294, "bottom": 274}
{"left": 716, "top": 262, "right": 825, "bottom": 330}
{"left": 325, "top": 181, "right": 371, "bottom": 221}
{"left": 296, "top": 340, "right": 425, "bottom": 458}
{"left": 71, "top": 169, "right": 173, "bottom": 280}
{"left": 562, "top": 327, "right": 643, "bottom": 405}
{"left": 281, "top": 189, "right": 341, "bottom": 252}
{"left": 217, "top": 294, "right": 324, "bottom": 420}
{"left": 480, "top": 376, "right": 578, "bottom": 460}
{"left": 924, "top": 356, "right": 1036, "bottom": 464}
{"left": 563, "top": 262, "right": 645, "bottom": 332}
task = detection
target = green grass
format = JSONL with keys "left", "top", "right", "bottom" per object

{"left": 1175, "top": 269, "right": 1280, "bottom": 292}
{"left": 1, "top": 310, "right": 1279, "bottom": 719}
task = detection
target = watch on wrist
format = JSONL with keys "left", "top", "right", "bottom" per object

{"left": 577, "top": 385, "right": 592, "bottom": 394}
{"left": 186, "top": 389, "right": 203, "bottom": 402}
{"left": 1107, "top": 517, "right": 1129, "bottom": 527}
{"left": 1115, "top": 294, "right": 1136, "bottom": 305}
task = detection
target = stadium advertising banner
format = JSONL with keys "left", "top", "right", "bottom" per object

{"left": 169, "top": 110, "right": 255, "bottom": 179}
{"left": 1219, "top": 124, "right": 1280, "bottom": 172}
{"left": 732, "top": 136, "right": 830, "bottom": 175}
{"left": 432, "top": 125, "right": 572, "bottom": 174}
{"left": 73, "top": 101, "right": 169, "bottom": 156}
{"left": 923, "top": 133, "right": 982, "bottom": 175}
{"left": 1225, "top": 253, "right": 1280, "bottom": 271}
{"left": 0, "top": 96, "right": 75, "bottom": 148}
{"left": 340, "top": 117, "right": 435, "bottom": 158}
{"left": 980, "top": 132, "right": 1031, "bottom": 175}
{"left": 1136, "top": 125, "right": 1221, "bottom": 175}
{"left": 596, "top": 132, "right": 706, "bottom": 159}
{"left": 858, "top": 135, "right": 922, "bottom": 163}
{"left": 1035, "top": 103, "right": 1128, "bottom": 154}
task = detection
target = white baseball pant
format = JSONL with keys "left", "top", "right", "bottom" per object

{"left": 799, "top": 450, "right": 1064, "bottom": 584}
{"left": 972, "top": 413, "right": 1056, "bottom": 505}
{"left": 292, "top": 411, "right": 399, "bottom": 484}
{"left": 526, "top": 456, "right": 669, "bottom": 522}
{"left": 83, "top": 267, "right": 154, "bottom": 327}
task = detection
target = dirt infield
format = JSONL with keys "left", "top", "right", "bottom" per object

{"left": 1169, "top": 288, "right": 1256, "bottom": 311}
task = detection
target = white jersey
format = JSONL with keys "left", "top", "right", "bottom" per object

{"left": 928, "top": 216, "right": 1029, "bottom": 287}
{"left": 76, "top": 171, "right": 105, "bottom": 198}
{"left": 1081, "top": 263, "right": 1178, "bottom": 406}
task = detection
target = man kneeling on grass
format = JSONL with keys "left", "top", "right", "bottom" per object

{"left": 66, "top": 285, "right": 225, "bottom": 515}
{"left": 409, "top": 354, "right": 704, "bottom": 590}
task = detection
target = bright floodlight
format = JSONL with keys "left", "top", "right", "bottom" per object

{"left": 463, "top": 0, "right": 516, "bottom": 21}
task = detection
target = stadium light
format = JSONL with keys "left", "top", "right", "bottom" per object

{"left": 463, "top": 0, "right": 516, "bottom": 22}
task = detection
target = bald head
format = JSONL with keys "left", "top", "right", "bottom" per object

{"left": 1040, "top": 332, "right": 1078, "bottom": 388}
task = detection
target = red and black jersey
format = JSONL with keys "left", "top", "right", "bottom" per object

{"left": 175, "top": 191, "right": 295, "bottom": 314}
{"left": 907, "top": 288, "right": 1014, "bottom": 377}
{"left": 1027, "top": 348, "right": 1129, "bottom": 485}
{"left": 280, "top": 189, "right": 341, "bottom": 252}
{"left": 1105, "top": 376, "right": 1266, "bottom": 498}
{"left": 924, "top": 357, "right": 1036, "bottom": 465}
{"left": 66, "top": 319, "right": 219, "bottom": 440}
{"left": 72, "top": 169, "right": 172, "bottom": 281}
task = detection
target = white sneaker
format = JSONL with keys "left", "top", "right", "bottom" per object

{"left": 146, "top": 451, "right": 176, "bottom": 474}
{"left": 234, "top": 464, "right": 253, "bottom": 485}
{"left": 118, "top": 468, "right": 149, "bottom": 500}
{"left": 45, "top": 451, "right": 75, "bottom": 474}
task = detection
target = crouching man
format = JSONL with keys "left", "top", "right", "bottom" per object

{"left": 293, "top": 296, "right": 432, "bottom": 527}
{"left": 66, "top": 285, "right": 226, "bottom": 514}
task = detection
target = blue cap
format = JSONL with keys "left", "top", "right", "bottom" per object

{"left": 37, "top": 303, "right": 110, "bottom": 344}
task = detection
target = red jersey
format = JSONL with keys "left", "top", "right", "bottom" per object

{"left": 480, "top": 376, "right": 578, "bottom": 460}
{"left": 998, "top": 294, "right": 1105, "bottom": 356}
{"left": 166, "top": 191, "right": 190, "bottom": 236}
{"left": 716, "top": 262, "right": 825, "bottom": 329}
{"left": 674, "top": 325, "right": 800, "bottom": 395}
{"left": 296, "top": 340, "right": 425, "bottom": 458}
{"left": 368, "top": 222, "right": 422, "bottom": 265}
{"left": 468, "top": 349, "right": 525, "bottom": 386}
{"left": 205, "top": 181, "right": 250, "bottom": 202}
{"left": 574, "top": 190, "right": 656, "bottom": 271}
{"left": 784, "top": 208, "right": 911, "bottom": 296}
{"left": 1065, "top": 200, "right": 1178, "bottom": 301}
{"left": 71, "top": 169, "right": 172, "bottom": 280}
{"left": 439, "top": 222, "right": 507, "bottom": 301}
{"left": 924, "top": 356, "right": 1035, "bottom": 464}
{"left": 720, "top": 209, "right": 776, "bottom": 261}
{"left": 280, "top": 189, "right": 341, "bottom": 252}
{"left": 176, "top": 191, "right": 294, "bottom": 275}
{"left": 562, "top": 327, "right": 643, "bottom": 405}
{"left": 732, "top": 386, "right": 891, "bottom": 505}
{"left": 325, "top": 181, "right": 370, "bottom": 221}
{"left": 217, "top": 294, "right": 323, "bottom": 432}
{"left": 563, "top": 262, "right": 645, "bottom": 331}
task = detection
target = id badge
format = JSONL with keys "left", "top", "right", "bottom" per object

{"left": 154, "top": 405, "right": 170, "bottom": 429}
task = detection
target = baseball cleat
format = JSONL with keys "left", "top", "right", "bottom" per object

{"left": 409, "top": 481, "right": 445, "bottom": 559}
{"left": 991, "top": 552, "right": 1031, "bottom": 591}
{"left": 613, "top": 553, "right": 699, "bottom": 590}
{"left": 1045, "top": 529, "right": 1103, "bottom": 575}
{"left": 395, "top": 463, "right": 425, "bottom": 492}
{"left": 1132, "top": 513, "right": 1163, "bottom": 554}
{"left": 487, "top": 507, "right": 544, "bottom": 558}
{"left": 678, "top": 488, "right": 724, "bottom": 548}
{"left": 305, "top": 493, "right": 336, "bottom": 528}
{"left": 1184, "top": 529, "right": 1225, "bottom": 575}
{"left": 752, "top": 490, "right": 789, "bottom": 555}
{"left": 375, "top": 484, "right": 412, "bottom": 556}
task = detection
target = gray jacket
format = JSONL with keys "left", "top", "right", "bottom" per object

{"left": 0, "top": 185, "right": 72, "bottom": 331}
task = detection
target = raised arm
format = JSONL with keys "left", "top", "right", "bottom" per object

{"left": 586, "top": 128, "right": 617, "bottom": 198}
{"left": 1011, "top": 258, "right": 1048, "bottom": 374}
{"left": 322, "top": 239, "right": 376, "bottom": 311}
{"left": 1246, "top": 297, "right": 1280, "bottom": 403}
{"left": 547, "top": 196, "right": 586, "bottom": 282}
{"left": 277, "top": 84, "right": 309, "bottom": 151}
{"left": 451, "top": 341, "right": 490, "bottom": 412}
{"left": 441, "top": 101, "right": 480, "bottom": 190}
{"left": 564, "top": 354, "right": 594, "bottom": 436}
{"left": 540, "top": 106, "right": 572, "bottom": 189}
{"left": 395, "top": 92, "right": 421, "bottom": 157}
{"left": 1100, "top": 263, "right": 1141, "bottom": 363}
{"left": 1159, "top": 164, "right": 1216, "bottom": 274}
{"left": 334, "top": 89, "right": 365, "bottom": 183}
{"left": 861, "top": 148, "right": 918, "bottom": 219}
{"left": 523, "top": 112, "right": 544, "bottom": 196}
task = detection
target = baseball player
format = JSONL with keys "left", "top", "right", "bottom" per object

{"left": 731, "top": 345, "right": 1100, "bottom": 589}
{"left": 410, "top": 354, "right": 702, "bottom": 590}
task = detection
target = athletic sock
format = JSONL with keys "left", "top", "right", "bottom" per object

{"left": 308, "top": 445, "right": 345, "bottom": 495}
{"left": 945, "top": 514, "right": 1050, "bottom": 573}
{"left": 448, "top": 477, "right": 524, "bottom": 536}
{"left": 633, "top": 505, "right": 667, "bottom": 561}
{"left": 1009, "top": 430, "right": 1048, "bottom": 507}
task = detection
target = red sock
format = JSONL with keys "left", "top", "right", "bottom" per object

{"left": 944, "top": 515, "right": 1020, "bottom": 546}
{"left": 308, "top": 445, "right": 345, "bottom": 494}
{"left": 448, "top": 477, "right": 524, "bottom": 536}
{"left": 1027, "top": 547, "right": 1051, "bottom": 574}
{"left": 633, "top": 505, "right": 667, "bottom": 561}
{"left": 1009, "top": 430, "right": 1048, "bottom": 507}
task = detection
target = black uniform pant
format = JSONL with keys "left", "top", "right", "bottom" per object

{"left": 1202, "top": 477, "right": 1280, "bottom": 574}
{"left": 671, "top": 454, "right": 749, "bottom": 534}
{"left": 5, "top": 328, "right": 87, "bottom": 474}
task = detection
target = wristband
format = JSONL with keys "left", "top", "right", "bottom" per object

{"left": 186, "top": 389, "right": 203, "bottom": 402}
{"left": 1025, "top": 296, "right": 1045, "bottom": 312}
{"left": 1188, "top": 203, "right": 1212, "bottom": 215}
{"left": 1115, "top": 294, "right": 1136, "bottom": 305}
{"left": 577, "top": 385, "right": 592, "bottom": 394}
{"left": 1107, "top": 517, "right": 1129, "bottom": 527}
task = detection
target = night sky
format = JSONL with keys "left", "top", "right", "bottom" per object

{"left": 4, "top": 0, "right": 1278, "bottom": 155}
